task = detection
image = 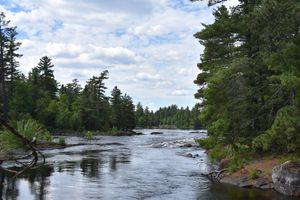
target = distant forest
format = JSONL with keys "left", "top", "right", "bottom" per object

{"left": 135, "top": 103, "right": 201, "bottom": 130}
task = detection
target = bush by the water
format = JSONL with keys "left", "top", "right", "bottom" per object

{"left": 197, "top": 137, "right": 251, "bottom": 172}
{"left": 58, "top": 137, "right": 66, "bottom": 146}
{"left": 85, "top": 131, "right": 94, "bottom": 140}
{"left": 0, "top": 119, "right": 52, "bottom": 151}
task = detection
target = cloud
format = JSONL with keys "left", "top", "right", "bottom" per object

{"left": 135, "top": 72, "right": 161, "bottom": 82}
{"left": 0, "top": 0, "right": 220, "bottom": 109}
{"left": 169, "top": 90, "right": 191, "bottom": 96}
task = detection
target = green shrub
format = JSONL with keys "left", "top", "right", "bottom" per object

{"left": 16, "top": 119, "right": 51, "bottom": 142}
{"left": 44, "top": 132, "right": 53, "bottom": 142}
{"left": 0, "top": 131, "right": 22, "bottom": 150}
{"left": 85, "top": 131, "right": 94, "bottom": 140}
{"left": 0, "top": 119, "right": 52, "bottom": 151}
{"left": 58, "top": 137, "right": 66, "bottom": 146}
{"left": 249, "top": 169, "right": 259, "bottom": 180}
{"left": 196, "top": 136, "right": 217, "bottom": 150}
{"left": 111, "top": 127, "right": 119, "bottom": 134}
{"left": 227, "top": 156, "right": 249, "bottom": 173}
{"left": 252, "top": 106, "right": 300, "bottom": 153}
{"left": 210, "top": 144, "right": 227, "bottom": 161}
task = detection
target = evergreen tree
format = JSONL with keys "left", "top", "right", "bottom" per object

{"left": 81, "top": 70, "right": 110, "bottom": 131}
{"left": 0, "top": 12, "right": 10, "bottom": 119}
{"left": 5, "top": 27, "right": 22, "bottom": 94}
{"left": 120, "top": 94, "right": 136, "bottom": 130}
{"left": 36, "top": 56, "right": 57, "bottom": 98}
{"left": 110, "top": 86, "right": 122, "bottom": 129}
{"left": 193, "top": 0, "right": 300, "bottom": 152}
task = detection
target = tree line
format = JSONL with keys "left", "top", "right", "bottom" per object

{"left": 0, "top": 12, "right": 202, "bottom": 133}
{"left": 194, "top": 0, "right": 300, "bottom": 153}
{"left": 135, "top": 103, "right": 202, "bottom": 130}
{"left": 0, "top": 12, "right": 135, "bottom": 132}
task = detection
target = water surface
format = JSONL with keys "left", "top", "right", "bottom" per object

{"left": 0, "top": 129, "right": 286, "bottom": 200}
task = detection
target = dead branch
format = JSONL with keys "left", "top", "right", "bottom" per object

{"left": 201, "top": 169, "right": 227, "bottom": 182}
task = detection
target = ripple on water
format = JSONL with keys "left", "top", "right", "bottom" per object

{"left": 1, "top": 129, "right": 286, "bottom": 200}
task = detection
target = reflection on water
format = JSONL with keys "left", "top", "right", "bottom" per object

{"left": 1, "top": 153, "right": 132, "bottom": 200}
{"left": 0, "top": 130, "right": 291, "bottom": 200}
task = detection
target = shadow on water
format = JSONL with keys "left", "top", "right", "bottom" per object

{"left": 0, "top": 153, "right": 131, "bottom": 200}
{"left": 196, "top": 182, "right": 289, "bottom": 200}
{"left": 0, "top": 164, "right": 53, "bottom": 200}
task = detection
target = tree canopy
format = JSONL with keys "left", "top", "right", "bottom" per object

{"left": 194, "top": 0, "right": 300, "bottom": 153}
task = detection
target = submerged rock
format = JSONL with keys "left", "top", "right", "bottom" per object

{"left": 180, "top": 143, "right": 192, "bottom": 148}
{"left": 272, "top": 161, "right": 300, "bottom": 196}
{"left": 150, "top": 132, "right": 164, "bottom": 135}
{"left": 186, "top": 153, "right": 193, "bottom": 158}
{"left": 190, "top": 131, "right": 200, "bottom": 133}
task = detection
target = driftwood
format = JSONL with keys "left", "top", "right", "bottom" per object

{"left": 0, "top": 118, "right": 45, "bottom": 179}
{"left": 201, "top": 169, "right": 227, "bottom": 182}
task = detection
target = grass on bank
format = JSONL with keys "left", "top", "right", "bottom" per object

{"left": 196, "top": 136, "right": 300, "bottom": 174}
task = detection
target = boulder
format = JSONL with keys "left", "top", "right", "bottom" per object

{"left": 272, "top": 161, "right": 300, "bottom": 196}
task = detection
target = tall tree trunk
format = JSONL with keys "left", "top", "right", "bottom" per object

{"left": 0, "top": 25, "right": 8, "bottom": 120}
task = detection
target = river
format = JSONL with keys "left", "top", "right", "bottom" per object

{"left": 0, "top": 129, "right": 285, "bottom": 200}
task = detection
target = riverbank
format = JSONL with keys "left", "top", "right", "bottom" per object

{"left": 218, "top": 157, "right": 278, "bottom": 189}
{"left": 203, "top": 154, "right": 300, "bottom": 197}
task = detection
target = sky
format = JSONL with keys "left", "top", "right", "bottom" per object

{"left": 0, "top": 0, "right": 239, "bottom": 110}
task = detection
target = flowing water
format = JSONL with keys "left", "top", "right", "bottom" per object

{"left": 0, "top": 129, "right": 286, "bottom": 200}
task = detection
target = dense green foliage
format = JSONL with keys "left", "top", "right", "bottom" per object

{"left": 194, "top": 0, "right": 300, "bottom": 153}
{"left": 135, "top": 103, "right": 202, "bottom": 129}
{"left": 0, "top": 12, "right": 22, "bottom": 120}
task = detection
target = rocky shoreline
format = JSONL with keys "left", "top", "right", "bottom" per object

{"left": 202, "top": 159, "right": 300, "bottom": 197}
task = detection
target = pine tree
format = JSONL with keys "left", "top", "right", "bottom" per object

{"left": 110, "top": 86, "right": 122, "bottom": 129}
{"left": 5, "top": 26, "right": 22, "bottom": 95}
{"left": 0, "top": 12, "right": 22, "bottom": 120}
{"left": 0, "top": 13, "right": 10, "bottom": 119}
{"left": 81, "top": 70, "right": 110, "bottom": 131}
{"left": 193, "top": 0, "right": 300, "bottom": 152}
{"left": 120, "top": 94, "right": 136, "bottom": 130}
{"left": 36, "top": 56, "right": 57, "bottom": 98}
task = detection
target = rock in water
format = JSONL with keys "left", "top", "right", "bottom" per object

{"left": 150, "top": 132, "right": 163, "bottom": 135}
{"left": 272, "top": 161, "right": 300, "bottom": 196}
